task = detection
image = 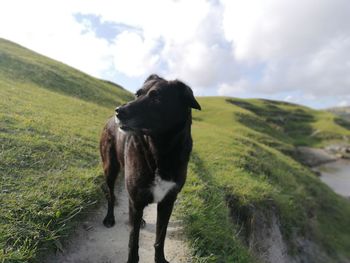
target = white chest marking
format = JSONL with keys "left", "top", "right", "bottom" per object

{"left": 115, "top": 116, "right": 125, "bottom": 134}
{"left": 114, "top": 115, "right": 120, "bottom": 124}
{"left": 151, "top": 175, "right": 176, "bottom": 203}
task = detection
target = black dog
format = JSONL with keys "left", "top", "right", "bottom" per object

{"left": 100, "top": 74, "right": 201, "bottom": 263}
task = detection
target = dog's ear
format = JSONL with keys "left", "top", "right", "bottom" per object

{"left": 144, "top": 74, "right": 161, "bottom": 83}
{"left": 176, "top": 80, "right": 201, "bottom": 110}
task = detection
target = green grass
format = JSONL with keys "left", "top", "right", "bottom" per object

{"left": 0, "top": 38, "right": 133, "bottom": 262}
{"left": 175, "top": 97, "right": 350, "bottom": 262}
{"left": 0, "top": 38, "right": 131, "bottom": 107}
{"left": 1, "top": 38, "right": 350, "bottom": 263}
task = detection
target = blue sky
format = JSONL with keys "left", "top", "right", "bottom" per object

{"left": 1, "top": 0, "right": 350, "bottom": 109}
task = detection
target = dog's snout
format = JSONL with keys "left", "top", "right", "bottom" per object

{"left": 115, "top": 106, "right": 127, "bottom": 119}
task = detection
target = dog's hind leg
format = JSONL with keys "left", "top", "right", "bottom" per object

{"left": 127, "top": 200, "right": 144, "bottom": 263}
{"left": 100, "top": 129, "right": 119, "bottom": 228}
{"left": 103, "top": 160, "right": 118, "bottom": 227}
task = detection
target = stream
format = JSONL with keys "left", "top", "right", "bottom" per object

{"left": 315, "top": 159, "right": 350, "bottom": 197}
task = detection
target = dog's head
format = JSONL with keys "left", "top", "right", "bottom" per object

{"left": 115, "top": 74, "right": 201, "bottom": 134}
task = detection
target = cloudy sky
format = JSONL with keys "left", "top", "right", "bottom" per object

{"left": 1, "top": 0, "right": 350, "bottom": 108}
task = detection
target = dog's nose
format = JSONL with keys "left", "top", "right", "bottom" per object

{"left": 115, "top": 106, "right": 126, "bottom": 119}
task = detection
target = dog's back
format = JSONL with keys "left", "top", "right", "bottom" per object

{"left": 100, "top": 117, "right": 127, "bottom": 172}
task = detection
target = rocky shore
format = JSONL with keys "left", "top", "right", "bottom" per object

{"left": 296, "top": 144, "right": 350, "bottom": 167}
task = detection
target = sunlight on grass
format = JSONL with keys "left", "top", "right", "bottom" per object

{"left": 1, "top": 38, "right": 350, "bottom": 262}
{"left": 175, "top": 97, "right": 350, "bottom": 262}
{"left": 0, "top": 38, "right": 132, "bottom": 262}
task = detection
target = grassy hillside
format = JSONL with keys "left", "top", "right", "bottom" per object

{"left": 177, "top": 98, "right": 350, "bottom": 262}
{"left": 0, "top": 38, "right": 133, "bottom": 262}
{"left": 2, "top": 38, "right": 350, "bottom": 263}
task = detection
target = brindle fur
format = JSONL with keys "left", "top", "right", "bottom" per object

{"left": 100, "top": 75, "right": 201, "bottom": 263}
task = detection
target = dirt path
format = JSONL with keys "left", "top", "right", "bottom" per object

{"left": 45, "top": 177, "right": 190, "bottom": 263}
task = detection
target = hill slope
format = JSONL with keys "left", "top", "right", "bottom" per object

{"left": 177, "top": 97, "right": 350, "bottom": 262}
{"left": 1, "top": 38, "right": 350, "bottom": 263}
{"left": 0, "top": 38, "right": 133, "bottom": 262}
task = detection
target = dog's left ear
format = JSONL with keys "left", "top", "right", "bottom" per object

{"left": 176, "top": 80, "right": 201, "bottom": 110}
{"left": 144, "top": 74, "right": 161, "bottom": 83}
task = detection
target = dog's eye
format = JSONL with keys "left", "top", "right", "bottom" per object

{"left": 149, "top": 90, "right": 159, "bottom": 98}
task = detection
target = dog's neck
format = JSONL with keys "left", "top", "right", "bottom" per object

{"left": 140, "top": 112, "right": 193, "bottom": 178}
{"left": 151, "top": 112, "right": 191, "bottom": 151}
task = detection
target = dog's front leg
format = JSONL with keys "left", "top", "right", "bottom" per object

{"left": 127, "top": 200, "right": 144, "bottom": 263}
{"left": 154, "top": 194, "right": 177, "bottom": 263}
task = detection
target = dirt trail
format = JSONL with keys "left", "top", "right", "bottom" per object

{"left": 45, "top": 177, "right": 190, "bottom": 263}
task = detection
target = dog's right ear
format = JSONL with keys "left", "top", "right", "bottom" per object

{"left": 176, "top": 81, "right": 201, "bottom": 110}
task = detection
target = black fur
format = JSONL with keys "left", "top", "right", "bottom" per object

{"left": 100, "top": 75, "right": 201, "bottom": 263}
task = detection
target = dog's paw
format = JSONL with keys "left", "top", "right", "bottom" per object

{"left": 155, "top": 255, "right": 169, "bottom": 263}
{"left": 126, "top": 255, "right": 139, "bottom": 263}
{"left": 103, "top": 216, "right": 115, "bottom": 228}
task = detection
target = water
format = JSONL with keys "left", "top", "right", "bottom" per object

{"left": 316, "top": 160, "right": 350, "bottom": 197}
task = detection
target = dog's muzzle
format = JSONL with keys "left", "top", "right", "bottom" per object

{"left": 115, "top": 106, "right": 129, "bottom": 130}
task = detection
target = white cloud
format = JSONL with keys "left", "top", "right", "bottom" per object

{"left": 284, "top": 95, "right": 293, "bottom": 102}
{"left": 0, "top": 0, "right": 113, "bottom": 78}
{"left": 220, "top": 0, "right": 350, "bottom": 98}
{"left": 218, "top": 80, "right": 248, "bottom": 96}
{"left": 78, "top": 0, "right": 210, "bottom": 43}
{"left": 1, "top": 0, "right": 350, "bottom": 107}
{"left": 222, "top": 0, "right": 350, "bottom": 61}
{"left": 338, "top": 100, "right": 349, "bottom": 107}
{"left": 112, "top": 31, "right": 160, "bottom": 77}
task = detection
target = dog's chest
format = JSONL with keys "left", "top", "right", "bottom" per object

{"left": 151, "top": 175, "right": 176, "bottom": 203}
